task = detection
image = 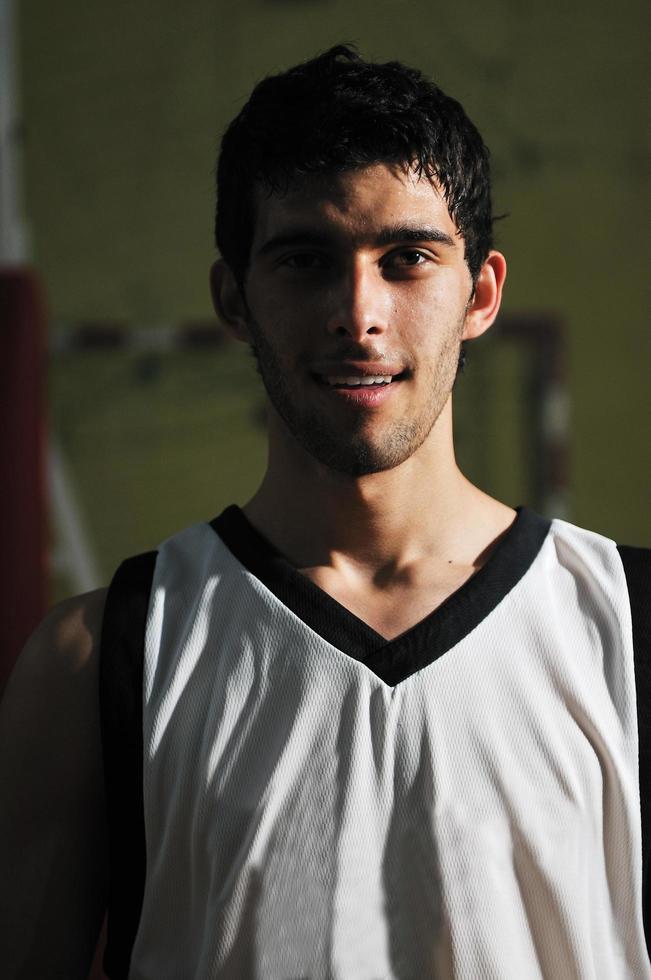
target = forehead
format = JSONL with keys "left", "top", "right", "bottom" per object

{"left": 250, "top": 163, "right": 460, "bottom": 252}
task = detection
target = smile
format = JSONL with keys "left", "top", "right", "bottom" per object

{"left": 311, "top": 371, "right": 406, "bottom": 407}
{"left": 319, "top": 374, "right": 395, "bottom": 387}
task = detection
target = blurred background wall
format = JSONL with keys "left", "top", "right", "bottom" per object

{"left": 6, "top": 0, "right": 651, "bottom": 614}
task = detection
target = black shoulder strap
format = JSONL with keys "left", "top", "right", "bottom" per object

{"left": 99, "top": 551, "right": 157, "bottom": 980}
{"left": 618, "top": 544, "right": 651, "bottom": 958}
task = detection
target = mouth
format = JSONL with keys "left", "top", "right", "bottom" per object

{"left": 310, "top": 368, "right": 408, "bottom": 406}
{"left": 312, "top": 370, "right": 408, "bottom": 389}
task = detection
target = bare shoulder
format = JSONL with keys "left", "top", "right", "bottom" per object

{"left": 0, "top": 587, "right": 109, "bottom": 802}
{"left": 0, "top": 588, "right": 109, "bottom": 806}
{"left": 12, "top": 587, "right": 107, "bottom": 682}
{"left": 0, "top": 591, "right": 110, "bottom": 977}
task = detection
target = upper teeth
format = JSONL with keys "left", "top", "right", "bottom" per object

{"left": 324, "top": 375, "right": 393, "bottom": 386}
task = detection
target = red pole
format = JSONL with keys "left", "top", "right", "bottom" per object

{"left": 0, "top": 267, "right": 48, "bottom": 693}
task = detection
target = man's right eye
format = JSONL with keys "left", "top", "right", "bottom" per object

{"left": 280, "top": 252, "right": 329, "bottom": 270}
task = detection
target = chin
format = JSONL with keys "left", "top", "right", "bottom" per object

{"left": 265, "top": 384, "right": 438, "bottom": 477}
{"left": 298, "top": 431, "right": 418, "bottom": 478}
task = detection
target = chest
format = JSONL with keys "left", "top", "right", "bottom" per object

{"left": 299, "top": 563, "right": 477, "bottom": 640}
{"left": 144, "top": 569, "right": 634, "bottom": 827}
{"left": 138, "top": 586, "right": 643, "bottom": 979}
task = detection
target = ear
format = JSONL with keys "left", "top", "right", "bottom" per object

{"left": 462, "top": 251, "right": 507, "bottom": 341}
{"left": 210, "top": 260, "right": 250, "bottom": 342}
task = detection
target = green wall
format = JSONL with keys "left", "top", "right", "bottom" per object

{"left": 20, "top": 0, "right": 651, "bottom": 547}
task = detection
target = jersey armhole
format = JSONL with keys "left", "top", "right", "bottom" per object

{"left": 618, "top": 544, "right": 651, "bottom": 958}
{"left": 99, "top": 550, "right": 157, "bottom": 980}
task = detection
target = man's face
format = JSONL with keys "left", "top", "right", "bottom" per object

{"left": 241, "top": 163, "right": 476, "bottom": 477}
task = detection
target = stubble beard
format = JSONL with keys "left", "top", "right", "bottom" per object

{"left": 246, "top": 316, "right": 464, "bottom": 478}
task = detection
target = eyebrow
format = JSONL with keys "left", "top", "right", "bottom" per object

{"left": 255, "top": 224, "right": 457, "bottom": 257}
{"left": 375, "top": 225, "right": 457, "bottom": 248}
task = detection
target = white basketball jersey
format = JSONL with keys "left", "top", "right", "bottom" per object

{"left": 101, "top": 507, "right": 651, "bottom": 979}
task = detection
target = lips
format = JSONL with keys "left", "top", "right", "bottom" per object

{"left": 319, "top": 373, "right": 394, "bottom": 387}
{"left": 311, "top": 361, "right": 407, "bottom": 389}
{"left": 312, "top": 360, "right": 405, "bottom": 376}
{"left": 308, "top": 362, "right": 407, "bottom": 410}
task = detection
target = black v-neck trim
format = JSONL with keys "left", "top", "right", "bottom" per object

{"left": 209, "top": 505, "right": 551, "bottom": 686}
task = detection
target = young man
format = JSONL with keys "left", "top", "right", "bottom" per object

{"left": 1, "top": 45, "right": 650, "bottom": 979}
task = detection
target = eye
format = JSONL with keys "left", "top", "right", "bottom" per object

{"left": 280, "top": 252, "right": 330, "bottom": 271}
{"left": 384, "top": 248, "right": 430, "bottom": 268}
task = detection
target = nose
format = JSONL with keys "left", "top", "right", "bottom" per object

{"left": 325, "top": 261, "right": 391, "bottom": 341}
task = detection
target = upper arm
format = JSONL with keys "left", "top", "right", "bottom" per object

{"left": 0, "top": 589, "right": 109, "bottom": 979}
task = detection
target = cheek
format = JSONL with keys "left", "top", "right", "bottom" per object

{"left": 394, "top": 289, "right": 462, "bottom": 347}
{"left": 248, "top": 309, "right": 302, "bottom": 368}
{"left": 248, "top": 282, "right": 308, "bottom": 335}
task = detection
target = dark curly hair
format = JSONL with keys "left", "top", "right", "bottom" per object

{"left": 216, "top": 45, "right": 494, "bottom": 289}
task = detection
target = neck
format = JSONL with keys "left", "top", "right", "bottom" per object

{"left": 243, "top": 399, "right": 514, "bottom": 573}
